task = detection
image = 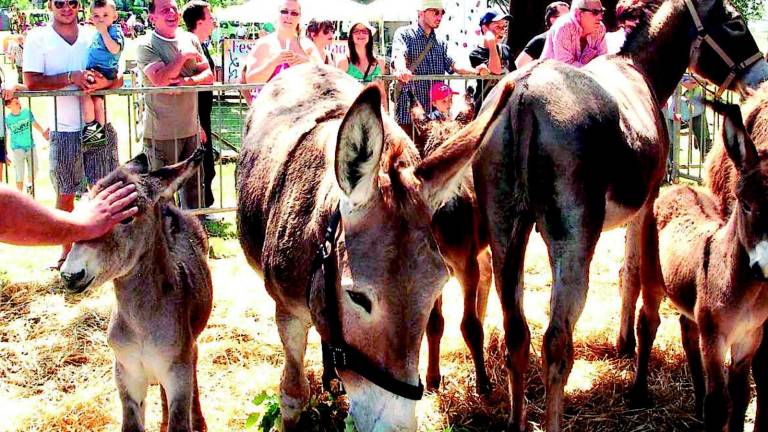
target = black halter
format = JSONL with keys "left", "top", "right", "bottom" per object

{"left": 308, "top": 205, "right": 425, "bottom": 401}
{"left": 685, "top": 0, "right": 764, "bottom": 98}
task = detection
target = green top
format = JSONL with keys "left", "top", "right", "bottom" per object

{"left": 346, "top": 62, "right": 382, "bottom": 83}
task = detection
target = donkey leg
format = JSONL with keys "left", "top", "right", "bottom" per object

{"left": 456, "top": 251, "right": 491, "bottom": 396}
{"left": 161, "top": 386, "right": 169, "bottom": 432}
{"left": 617, "top": 215, "right": 643, "bottom": 358}
{"left": 754, "top": 326, "right": 768, "bottom": 432}
{"left": 698, "top": 315, "right": 730, "bottom": 432}
{"left": 492, "top": 216, "right": 534, "bottom": 432}
{"left": 728, "top": 330, "right": 762, "bottom": 432}
{"left": 190, "top": 345, "right": 206, "bottom": 432}
{"left": 629, "top": 205, "right": 665, "bottom": 407}
{"left": 164, "top": 361, "right": 195, "bottom": 432}
{"left": 476, "top": 248, "right": 493, "bottom": 324}
{"left": 276, "top": 306, "right": 311, "bottom": 430}
{"left": 679, "top": 315, "right": 705, "bottom": 418}
{"left": 426, "top": 296, "right": 445, "bottom": 391}
{"left": 114, "top": 360, "right": 149, "bottom": 432}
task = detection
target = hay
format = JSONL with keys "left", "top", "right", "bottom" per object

{"left": 0, "top": 231, "right": 757, "bottom": 431}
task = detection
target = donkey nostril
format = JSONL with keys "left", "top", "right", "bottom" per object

{"left": 61, "top": 269, "right": 86, "bottom": 284}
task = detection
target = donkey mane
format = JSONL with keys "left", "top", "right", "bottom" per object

{"left": 620, "top": 0, "right": 670, "bottom": 55}
{"left": 744, "top": 82, "right": 768, "bottom": 145}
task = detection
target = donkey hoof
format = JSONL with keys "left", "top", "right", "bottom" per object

{"left": 426, "top": 374, "right": 442, "bottom": 391}
{"left": 626, "top": 387, "right": 652, "bottom": 408}
{"left": 615, "top": 338, "right": 636, "bottom": 359}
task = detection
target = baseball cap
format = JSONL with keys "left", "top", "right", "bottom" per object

{"left": 430, "top": 82, "right": 459, "bottom": 102}
{"left": 419, "top": 0, "right": 445, "bottom": 11}
{"left": 479, "top": 9, "right": 512, "bottom": 27}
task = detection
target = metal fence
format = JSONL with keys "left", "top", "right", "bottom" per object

{"left": 0, "top": 74, "right": 725, "bottom": 215}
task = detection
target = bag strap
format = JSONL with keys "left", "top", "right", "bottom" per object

{"left": 394, "top": 39, "right": 436, "bottom": 104}
{"left": 362, "top": 62, "right": 374, "bottom": 81}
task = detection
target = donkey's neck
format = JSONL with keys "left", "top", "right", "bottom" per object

{"left": 622, "top": 0, "right": 695, "bottom": 102}
{"left": 710, "top": 214, "right": 752, "bottom": 290}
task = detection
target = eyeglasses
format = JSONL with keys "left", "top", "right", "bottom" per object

{"left": 351, "top": 29, "right": 370, "bottom": 36}
{"left": 425, "top": 8, "right": 445, "bottom": 16}
{"left": 579, "top": 7, "right": 606, "bottom": 16}
{"left": 53, "top": 0, "right": 79, "bottom": 9}
{"left": 280, "top": 9, "right": 300, "bottom": 17}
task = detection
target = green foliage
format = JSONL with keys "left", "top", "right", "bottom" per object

{"left": 201, "top": 218, "right": 237, "bottom": 240}
{"left": 731, "top": 0, "right": 764, "bottom": 21}
{"left": 245, "top": 392, "right": 281, "bottom": 432}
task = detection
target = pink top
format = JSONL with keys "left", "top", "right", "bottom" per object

{"left": 541, "top": 11, "right": 607, "bottom": 67}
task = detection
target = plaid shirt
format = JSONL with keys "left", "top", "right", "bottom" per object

{"left": 392, "top": 24, "right": 455, "bottom": 124}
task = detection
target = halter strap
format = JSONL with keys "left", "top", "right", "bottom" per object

{"left": 684, "top": 0, "right": 763, "bottom": 98}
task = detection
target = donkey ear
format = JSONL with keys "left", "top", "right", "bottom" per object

{"left": 415, "top": 81, "right": 515, "bottom": 212}
{"left": 709, "top": 101, "right": 757, "bottom": 171}
{"left": 335, "top": 84, "right": 384, "bottom": 205}
{"left": 123, "top": 152, "right": 150, "bottom": 175}
{"left": 149, "top": 147, "right": 205, "bottom": 201}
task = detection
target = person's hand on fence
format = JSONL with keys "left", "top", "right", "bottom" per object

{"left": 84, "top": 70, "right": 111, "bottom": 93}
{"left": 1, "top": 82, "right": 26, "bottom": 100}
{"left": 182, "top": 51, "right": 203, "bottom": 64}
{"left": 73, "top": 181, "right": 139, "bottom": 241}
{"left": 476, "top": 64, "right": 490, "bottom": 76}
{"left": 395, "top": 68, "right": 413, "bottom": 84}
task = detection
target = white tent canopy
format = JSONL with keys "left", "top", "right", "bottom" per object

{"left": 215, "top": 0, "right": 416, "bottom": 24}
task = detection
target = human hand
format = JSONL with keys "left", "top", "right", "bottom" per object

{"left": 484, "top": 30, "right": 498, "bottom": 48}
{"left": 476, "top": 64, "right": 490, "bottom": 76}
{"left": 183, "top": 51, "right": 203, "bottom": 63}
{"left": 70, "top": 70, "right": 94, "bottom": 89}
{"left": 395, "top": 68, "right": 412, "bottom": 83}
{"left": 200, "top": 127, "right": 207, "bottom": 144}
{"left": 85, "top": 70, "right": 110, "bottom": 93}
{"left": 73, "top": 181, "right": 139, "bottom": 241}
{"left": 287, "top": 51, "right": 308, "bottom": 66}
{"left": 42, "top": 128, "right": 50, "bottom": 141}
{"left": 1, "top": 84, "right": 18, "bottom": 100}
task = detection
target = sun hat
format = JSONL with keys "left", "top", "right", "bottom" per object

{"left": 419, "top": 0, "right": 444, "bottom": 11}
{"left": 478, "top": 9, "right": 512, "bottom": 28}
{"left": 430, "top": 83, "right": 458, "bottom": 102}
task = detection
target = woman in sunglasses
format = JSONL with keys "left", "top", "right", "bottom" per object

{"left": 306, "top": 19, "right": 336, "bottom": 66}
{"left": 244, "top": 0, "right": 321, "bottom": 85}
{"left": 337, "top": 21, "right": 386, "bottom": 84}
{"left": 540, "top": 0, "right": 607, "bottom": 67}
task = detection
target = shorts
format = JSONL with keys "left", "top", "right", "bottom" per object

{"left": 49, "top": 123, "right": 118, "bottom": 195}
{"left": 12, "top": 147, "right": 37, "bottom": 182}
{"left": 88, "top": 64, "right": 119, "bottom": 81}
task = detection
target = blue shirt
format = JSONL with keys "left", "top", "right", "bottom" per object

{"left": 87, "top": 24, "right": 124, "bottom": 72}
{"left": 6, "top": 109, "right": 35, "bottom": 150}
{"left": 392, "top": 24, "right": 455, "bottom": 124}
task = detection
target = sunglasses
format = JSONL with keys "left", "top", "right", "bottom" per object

{"left": 280, "top": 9, "right": 300, "bottom": 17}
{"left": 321, "top": 28, "right": 334, "bottom": 35}
{"left": 425, "top": 8, "right": 445, "bottom": 16}
{"left": 579, "top": 7, "right": 606, "bottom": 16}
{"left": 53, "top": 0, "right": 79, "bottom": 9}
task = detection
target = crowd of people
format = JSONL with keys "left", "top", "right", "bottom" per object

{"left": 0, "top": 0, "right": 712, "bottom": 260}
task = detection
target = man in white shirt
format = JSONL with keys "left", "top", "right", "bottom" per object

{"left": 23, "top": 0, "right": 120, "bottom": 268}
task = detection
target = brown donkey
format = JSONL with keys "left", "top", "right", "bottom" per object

{"left": 60, "top": 149, "right": 213, "bottom": 432}
{"left": 470, "top": 0, "right": 767, "bottom": 430}
{"left": 408, "top": 93, "right": 494, "bottom": 395}
{"left": 703, "top": 82, "right": 768, "bottom": 430}
{"left": 237, "top": 64, "right": 513, "bottom": 431}
{"left": 631, "top": 102, "right": 768, "bottom": 432}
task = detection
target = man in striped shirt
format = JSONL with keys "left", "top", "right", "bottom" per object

{"left": 391, "top": 0, "right": 489, "bottom": 133}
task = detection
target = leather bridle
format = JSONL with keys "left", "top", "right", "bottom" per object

{"left": 308, "top": 205, "right": 425, "bottom": 401}
{"left": 684, "top": 0, "right": 763, "bottom": 98}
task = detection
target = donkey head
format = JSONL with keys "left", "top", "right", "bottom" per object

{"left": 309, "top": 83, "right": 510, "bottom": 431}
{"left": 686, "top": 0, "right": 767, "bottom": 93}
{"left": 60, "top": 149, "right": 205, "bottom": 293}
{"left": 714, "top": 101, "right": 768, "bottom": 279}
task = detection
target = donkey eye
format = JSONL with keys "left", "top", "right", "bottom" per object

{"left": 724, "top": 20, "right": 746, "bottom": 33}
{"left": 347, "top": 291, "right": 372, "bottom": 313}
{"left": 741, "top": 201, "right": 752, "bottom": 214}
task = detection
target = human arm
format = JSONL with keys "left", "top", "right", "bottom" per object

{"left": 31, "top": 119, "right": 50, "bottom": 141}
{"left": 391, "top": 29, "right": 412, "bottom": 83}
{"left": 550, "top": 24, "right": 585, "bottom": 67}
{"left": 515, "top": 51, "right": 534, "bottom": 69}
{"left": 96, "top": 24, "right": 124, "bottom": 55}
{"left": 0, "top": 182, "right": 138, "bottom": 246}
{"left": 337, "top": 56, "right": 349, "bottom": 71}
{"left": 483, "top": 33, "right": 503, "bottom": 74}
{"left": 138, "top": 40, "right": 202, "bottom": 87}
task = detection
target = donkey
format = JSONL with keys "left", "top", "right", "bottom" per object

{"left": 632, "top": 102, "right": 768, "bottom": 432}
{"left": 60, "top": 149, "right": 213, "bottom": 432}
{"left": 702, "top": 82, "right": 768, "bottom": 431}
{"left": 236, "top": 64, "right": 512, "bottom": 431}
{"left": 408, "top": 93, "right": 494, "bottom": 395}
{"left": 468, "top": 0, "right": 767, "bottom": 430}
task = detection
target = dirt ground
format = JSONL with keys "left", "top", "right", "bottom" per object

{"left": 0, "top": 222, "right": 759, "bottom": 432}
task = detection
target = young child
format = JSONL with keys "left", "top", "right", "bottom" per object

{"left": 427, "top": 82, "right": 458, "bottom": 121}
{"left": 5, "top": 97, "right": 49, "bottom": 194}
{"left": 82, "top": 0, "right": 124, "bottom": 146}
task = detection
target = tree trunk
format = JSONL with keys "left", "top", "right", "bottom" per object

{"left": 507, "top": 0, "right": 619, "bottom": 56}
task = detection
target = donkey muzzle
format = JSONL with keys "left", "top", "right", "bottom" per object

{"left": 60, "top": 269, "right": 91, "bottom": 293}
